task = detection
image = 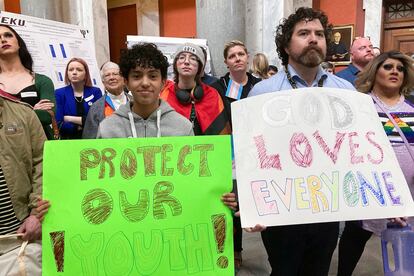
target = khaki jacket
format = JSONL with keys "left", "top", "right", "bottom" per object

{"left": 0, "top": 95, "right": 46, "bottom": 221}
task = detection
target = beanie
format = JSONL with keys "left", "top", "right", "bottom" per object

{"left": 174, "top": 43, "right": 205, "bottom": 68}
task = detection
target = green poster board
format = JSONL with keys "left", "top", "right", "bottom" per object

{"left": 42, "top": 136, "right": 234, "bottom": 275}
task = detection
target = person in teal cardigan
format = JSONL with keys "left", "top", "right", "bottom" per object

{"left": 0, "top": 24, "right": 56, "bottom": 139}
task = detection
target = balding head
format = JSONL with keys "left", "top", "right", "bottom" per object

{"left": 350, "top": 37, "right": 374, "bottom": 69}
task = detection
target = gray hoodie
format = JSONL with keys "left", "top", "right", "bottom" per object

{"left": 97, "top": 100, "right": 194, "bottom": 138}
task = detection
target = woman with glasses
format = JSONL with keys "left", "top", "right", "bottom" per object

{"left": 82, "top": 61, "right": 130, "bottom": 139}
{"left": 55, "top": 57, "right": 102, "bottom": 139}
{"left": 160, "top": 43, "right": 230, "bottom": 135}
{"left": 338, "top": 50, "right": 414, "bottom": 276}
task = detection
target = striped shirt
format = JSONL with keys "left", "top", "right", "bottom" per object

{"left": 374, "top": 98, "right": 414, "bottom": 144}
{"left": 0, "top": 166, "right": 22, "bottom": 235}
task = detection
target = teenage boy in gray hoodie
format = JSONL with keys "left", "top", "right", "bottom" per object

{"left": 37, "top": 43, "right": 238, "bottom": 234}
{"left": 97, "top": 43, "right": 193, "bottom": 138}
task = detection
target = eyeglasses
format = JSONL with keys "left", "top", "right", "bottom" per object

{"left": 177, "top": 54, "right": 198, "bottom": 65}
{"left": 382, "top": 63, "right": 405, "bottom": 73}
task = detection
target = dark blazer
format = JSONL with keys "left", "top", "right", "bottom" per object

{"left": 55, "top": 85, "right": 102, "bottom": 138}
{"left": 82, "top": 92, "right": 131, "bottom": 139}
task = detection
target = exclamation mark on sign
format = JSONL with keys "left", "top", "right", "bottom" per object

{"left": 50, "top": 231, "right": 65, "bottom": 272}
{"left": 211, "top": 214, "right": 228, "bottom": 268}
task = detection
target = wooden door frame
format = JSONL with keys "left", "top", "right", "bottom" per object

{"left": 381, "top": 1, "right": 414, "bottom": 51}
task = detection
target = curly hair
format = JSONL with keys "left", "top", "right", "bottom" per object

{"left": 356, "top": 50, "right": 414, "bottom": 96}
{"left": 119, "top": 43, "right": 169, "bottom": 80}
{"left": 0, "top": 24, "right": 33, "bottom": 73}
{"left": 64, "top": 57, "right": 93, "bottom": 87}
{"left": 275, "top": 7, "right": 332, "bottom": 66}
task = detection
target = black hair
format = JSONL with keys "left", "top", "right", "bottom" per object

{"left": 268, "top": 65, "right": 278, "bottom": 73}
{"left": 119, "top": 43, "right": 169, "bottom": 80}
{"left": 321, "top": 61, "right": 334, "bottom": 69}
{"left": 275, "top": 7, "right": 332, "bottom": 66}
{"left": 0, "top": 24, "right": 33, "bottom": 72}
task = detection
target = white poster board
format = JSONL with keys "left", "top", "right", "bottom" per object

{"left": 127, "top": 35, "right": 213, "bottom": 79}
{"left": 0, "top": 11, "right": 103, "bottom": 91}
{"left": 232, "top": 88, "right": 414, "bottom": 228}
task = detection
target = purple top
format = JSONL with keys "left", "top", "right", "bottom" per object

{"left": 363, "top": 95, "right": 414, "bottom": 235}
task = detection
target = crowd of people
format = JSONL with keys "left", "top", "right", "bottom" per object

{"left": 0, "top": 6, "right": 413, "bottom": 276}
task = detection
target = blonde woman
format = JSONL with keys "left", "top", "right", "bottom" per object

{"left": 250, "top": 53, "right": 269, "bottom": 79}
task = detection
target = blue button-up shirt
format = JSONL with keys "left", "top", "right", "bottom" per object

{"left": 249, "top": 64, "right": 355, "bottom": 97}
{"left": 336, "top": 63, "right": 360, "bottom": 86}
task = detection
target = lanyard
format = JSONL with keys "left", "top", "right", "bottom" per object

{"left": 284, "top": 66, "right": 325, "bottom": 89}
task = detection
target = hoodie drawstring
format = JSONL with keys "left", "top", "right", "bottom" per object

{"left": 127, "top": 110, "right": 160, "bottom": 138}
{"left": 128, "top": 112, "right": 137, "bottom": 138}
{"left": 156, "top": 109, "right": 161, "bottom": 138}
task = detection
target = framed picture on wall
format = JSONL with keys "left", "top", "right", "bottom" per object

{"left": 326, "top": 25, "right": 354, "bottom": 65}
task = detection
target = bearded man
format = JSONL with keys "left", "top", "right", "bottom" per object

{"left": 249, "top": 7, "right": 354, "bottom": 276}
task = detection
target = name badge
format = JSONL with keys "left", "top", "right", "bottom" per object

{"left": 4, "top": 122, "right": 23, "bottom": 135}
{"left": 84, "top": 95, "right": 94, "bottom": 102}
{"left": 20, "top": 91, "right": 38, "bottom": 98}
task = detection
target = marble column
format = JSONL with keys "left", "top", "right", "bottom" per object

{"left": 20, "top": 0, "right": 63, "bottom": 20}
{"left": 197, "top": 0, "right": 315, "bottom": 74}
{"left": 245, "top": 0, "right": 304, "bottom": 69}
{"left": 20, "top": 0, "right": 109, "bottom": 67}
{"left": 363, "top": 0, "right": 383, "bottom": 48}
{"left": 293, "top": 0, "right": 313, "bottom": 12}
{"left": 0, "top": 0, "right": 4, "bottom": 10}
{"left": 245, "top": 0, "right": 276, "bottom": 68}
{"left": 196, "top": 0, "right": 246, "bottom": 76}
{"left": 137, "top": 0, "right": 160, "bottom": 36}
{"left": 245, "top": 0, "right": 263, "bottom": 60}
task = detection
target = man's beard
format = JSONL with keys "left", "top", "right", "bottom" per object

{"left": 292, "top": 45, "right": 325, "bottom": 67}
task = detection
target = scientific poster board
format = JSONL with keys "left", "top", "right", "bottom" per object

{"left": 232, "top": 88, "right": 414, "bottom": 228}
{"left": 42, "top": 136, "right": 234, "bottom": 275}
{"left": 0, "top": 11, "right": 103, "bottom": 91}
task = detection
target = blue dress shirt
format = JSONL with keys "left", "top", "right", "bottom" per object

{"left": 336, "top": 63, "right": 360, "bottom": 86}
{"left": 249, "top": 64, "right": 355, "bottom": 97}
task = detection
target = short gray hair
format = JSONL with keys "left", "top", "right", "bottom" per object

{"left": 100, "top": 61, "right": 120, "bottom": 79}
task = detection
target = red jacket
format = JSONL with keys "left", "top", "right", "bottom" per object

{"left": 161, "top": 80, "right": 231, "bottom": 135}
